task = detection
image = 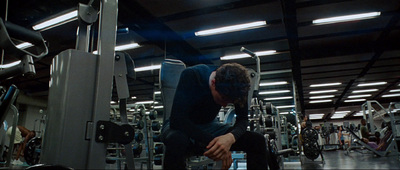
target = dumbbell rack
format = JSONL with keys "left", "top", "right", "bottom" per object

{"left": 106, "top": 104, "right": 162, "bottom": 169}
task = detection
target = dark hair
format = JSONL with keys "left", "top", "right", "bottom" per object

{"left": 215, "top": 63, "right": 250, "bottom": 106}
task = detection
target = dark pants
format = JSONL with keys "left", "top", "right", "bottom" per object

{"left": 161, "top": 120, "right": 268, "bottom": 169}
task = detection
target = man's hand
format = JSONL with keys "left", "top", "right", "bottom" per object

{"left": 204, "top": 133, "right": 235, "bottom": 160}
{"left": 221, "top": 151, "right": 233, "bottom": 170}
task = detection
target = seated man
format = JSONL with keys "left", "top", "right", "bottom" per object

{"left": 161, "top": 63, "right": 268, "bottom": 170}
{"left": 6, "top": 126, "right": 35, "bottom": 165}
{"left": 362, "top": 129, "right": 392, "bottom": 151}
{"left": 360, "top": 119, "right": 377, "bottom": 144}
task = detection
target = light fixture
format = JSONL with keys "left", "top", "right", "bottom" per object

{"left": 348, "top": 94, "right": 371, "bottom": 98}
{"left": 259, "top": 81, "right": 288, "bottom": 86}
{"left": 33, "top": 10, "right": 78, "bottom": 31}
{"left": 131, "top": 96, "right": 137, "bottom": 99}
{"left": 276, "top": 105, "right": 295, "bottom": 109}
{"left": 115, "top": 43, "right": 140, "bottom": 51}
{"left": 93, "top": 43, "right": 141, "bottom": 54}
{"left": 382, "top": 93, "right": 400, "bottom": 98}
{"left": 312, "top": 12, "right": 381, "bottom": 25}
{"left": 135, "top": 101, "right": 158, "bottom": 105}
{"left": 309, "top": 99, "right": 332, "bottom": 103}
{"left": 279, "top": 112, "right": 289, "bottom": 115}
{"left": 389, "top": 89, "right": 400, "bottom": 93}
{"left": 221, "top": 50, "right": 276, "bottom": 60}
{"left": 309, "top": 114, "right": 324, "bottom": 120}
{"left": 352, "top": 89, "right": 378, "bottom": 93}
{"left": 353, "top": 112, "right": 364, "bottom": 116}
{"left": 154, "top": 91, "right": 161, "bottom": 94}
{"left": 153, "top": 106, "right": 164, "bottom": 109}
{"left": 195, "top": 21, "right": 267, "bottom": 36}
{"left": 16, "top": 42, "right": 34, "bottom": 49}
{"left": 110, "top": 101, "right": 117, "bottom": 104}
{"left": 310, "top": 82, "right": 341, "bottom": 87}
{"left": 335, "top": 111, "right": 350, "bottom": 114}
{"left": 264, "top": 96, "right": 293, "bottom": 101}
{"left": 344, "top": 99, "right": 366, "bottom": 102}
{"left": 309, "top": 89, "right": 337, "bottom": 94}
{"left": 259, "top": 90, "right": 290, "bottom": 95}
{"left": 134, "top": 65, "right": 161, "bottom": 72}
{"left": 309, "top": 95, "right": 334, "bottom": 99}
{"left": 357, "top": 82, "right": 387, "bottom": 87}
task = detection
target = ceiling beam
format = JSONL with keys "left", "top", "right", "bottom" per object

{"left": 280, "top": 0, "right": 305, "bottom": 115}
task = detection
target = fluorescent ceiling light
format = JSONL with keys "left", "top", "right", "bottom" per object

{"left": 0, "top": 61, "right": 21, "bottom": 69}
{"left": 312, "top": 12, "right": 381, "bottom": 25}
{"left": 309, "top": 99, "right": 332, "bottom": 103}
{"left": 221, "top": 50, "right": 276, "bottom": 60}
{"left": 309, "top": 95, "right": 334, "bottom": 99}
{"left": 259, "top": 90, "right": 290, "bottom": 95}
{"left": 310, "top": 82, "right": 341, "bottom": 87}
{"left": 382, "top": 93, "right": 400, "bottom": 98}
{"left": 135, "top": 101, "right": 158, "bottom": 105}
{"left": 309, "top": 89, "right": 337, "bottom": 94}
{"left": 260, "top": 81, "right": 288, "bottom": 86}
{"left": 154, "top": 91, "right": 161, "bottom": 94}
{"left": 348, "top": 94, "right": 371, "bottom": 98}
{"left": 389, "top": 89, "right": 400, "bottom": 93}
{"left": 93, "top": 43, "right": 140, "bottom": 54}
{"left": 131, "top": 96, "right": 137, "bottom": 99}
{"left": 195, "top": 21, "right": 267, "bottom": 36}
{"left": 110, "top": 101, "right": 117, "bottom": 104}
{"left": 353, "top": 113, "right": 364, "bottom": 116}
{"left": 16, "top": 42, "right": 34, "bottom": 49}
{"left": 352, "top": 89, "right": 378, "bottom": 93}
{"left": 331, "top": 116, "right": 345, "bottom": 119}
{"left": 358, "top": 82, "right": 387, "bottom": 87}
{"left": 33, "top": 10, "right": 78, "bottom": 31}
{"left": 134, "top": 65, "right": 161, "bottom": 72}
{"left": 335, "top": 111, "right": 350, "bottom": 114}
{"left": 115, "top": 43, "right": 140, "bottom": 51}
{"left": 310, "top": 114, "right": 324, "bottom": 120}
{"left": 344, "top": 99, "right": 366, "bottom": 102}
{"left": 276, "top": 105, "right": 295, "bottom": 109}
{"left": 153, "top": 106, "right": 164, "bottom": 109}
{"left": 264, "top": 96, "right": 293, "bottom": 101}
{"left": 279, "top": 112, "right": 289, "bottom": 114}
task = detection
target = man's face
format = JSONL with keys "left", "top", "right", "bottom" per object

{"left": 211, "top": 79, "right": 233, "bottom": 107}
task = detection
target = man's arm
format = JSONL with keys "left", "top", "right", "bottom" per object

{"left": 169, "top": 69, "right": 214, "bottom": 145}
{"left": 204, "top": 101, "right": 248, "bottom": 161}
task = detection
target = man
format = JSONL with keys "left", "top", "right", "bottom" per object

{"left": 6, "top": 126, "right": 35, "bottom": 165}
{"left": 161, "top": 63, "right": 268, "bottom": 170}
{"left": 360, "top": 119, "right": 374, "bottom": 140}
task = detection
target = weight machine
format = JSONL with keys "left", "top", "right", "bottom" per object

{"left": 40, "top": 1, "right": 137, "bottom": 169}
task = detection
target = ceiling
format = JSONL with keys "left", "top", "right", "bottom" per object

{"left": 1, "top": 0, "right": 400, "bottom": 121}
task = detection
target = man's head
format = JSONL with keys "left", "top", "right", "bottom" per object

{"left": 213, "top": 63, "right": 250, "bottom": 106}
{"left": 361, "top": 118, "right": 366, "bottom": 126}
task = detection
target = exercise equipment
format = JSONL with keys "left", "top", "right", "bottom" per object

{"left": 149, "top": 110, "right": 158, "bottom": 120}
{"left": 134, "top": 132, "right": 143, "bottom": 143}
{"left": 153, "top": 132, "right": 161, "bottom": 142}
{"left": 24, "top": 137, "right": 42, "bottom": 165}
{"left": 154, "top": 144, "right": 164, "bottom": 154}
{"left": 151, "top": 121, "right": 161, "bottom": 131}
{"left": 40, "top": 1, "right": 135, "bottom": 169}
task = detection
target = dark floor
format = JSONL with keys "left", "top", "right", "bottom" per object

{"left": 300, "top": 150, "right": 400, "bottom": 169}
{"left": 2, "top": 149, "right": 400, "bottom": 169}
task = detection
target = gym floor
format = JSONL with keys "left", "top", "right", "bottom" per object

{"left": 300, "top": 150, "right": 400, "bottom": 169}
{"left": 4, "top": 149, "right": 400, "bottom": 169}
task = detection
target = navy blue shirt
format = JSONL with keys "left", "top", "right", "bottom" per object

{"left": 169, "top": 64, "right": 249, "bottom": 145}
